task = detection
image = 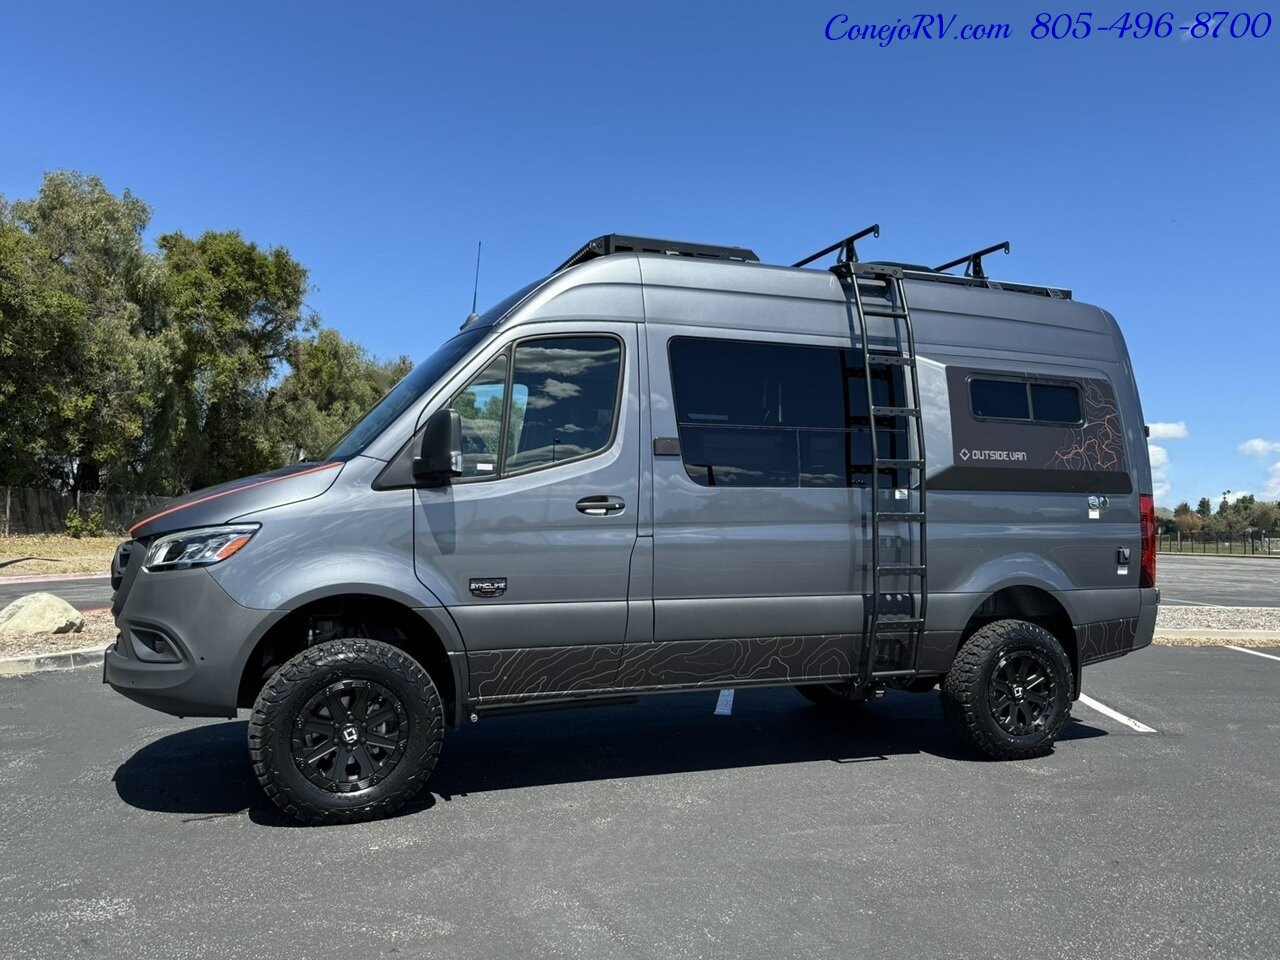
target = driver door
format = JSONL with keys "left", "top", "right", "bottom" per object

{"left": 413, "top": 324, "right": 642, "bottom": 703}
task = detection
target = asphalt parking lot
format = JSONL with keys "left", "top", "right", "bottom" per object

{"left": 0, "top": 575, "right": 111, "bottom": 613}
{"left": 1157, "top": 554, "right": 1280, "bottom": 607}
{"left": 2, "top": 644, "right": 1278, "bottom": 960}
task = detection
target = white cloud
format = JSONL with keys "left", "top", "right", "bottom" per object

{"left": 1239, "top": 438, "right": 1280, "bottom": 457}
{"left": 1266, "top": 463, "right": 1280, "bottom": 499}
{"left": 1148, "top": 443, "right": 1170, "bottom": 501}
{"left": 1148, "top": 421, "right": 1188, "bottom": 440}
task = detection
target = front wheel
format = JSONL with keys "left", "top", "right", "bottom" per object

{"left": 248, "top": 638, "right": 443, "bottom": 825}
{"left": 940, "top": 620, "right": 1072, "bottom": 760}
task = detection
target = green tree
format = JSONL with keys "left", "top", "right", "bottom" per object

{"left": 0, "top": 171, "right": 165, "bottom": 492}
{"left": 1250, "top": 501, "right": 1280, "bottom": 534}
{"left": 1196, "top": 497, "right": 1213, "bottom": 518}
{"left": 271, "top": 327, "right": 411, "bottom": 461}
{"left": 146, "top": 230, "right": 315, "bottom": 491}
{"left": 1172, "top": 501, "right": 1202, "bottom": 536}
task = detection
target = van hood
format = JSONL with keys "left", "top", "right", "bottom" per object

{"left": 128, "top": 461, "right": 344, "bottom": 540}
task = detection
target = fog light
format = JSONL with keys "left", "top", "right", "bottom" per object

{"left": 129, "top": 628, "right": 182, "bottom": 664}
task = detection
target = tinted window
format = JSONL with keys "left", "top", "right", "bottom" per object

{"left": 505, "top": 337, "right": 622, "bottom": 473}
{"left": 970, "top": 379, "right": 1030, "bottom": 420}
{"left": 1030, "top": 383, "right": 1082, "bottom": 424}
{"left": 669, "top": 338, "right": 905, "bottom": 488}
{"left": 671, "top": 339, "right": 847, "bottom": 430}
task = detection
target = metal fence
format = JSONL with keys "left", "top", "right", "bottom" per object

{"left": 0, "top": 487, "right": 173, "bottom": 537}
{"left": 1157, "top": 532, "right": 1278, "bottom": 556}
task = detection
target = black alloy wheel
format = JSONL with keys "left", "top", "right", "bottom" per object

{"left": 249, "top": 638, "right": 443, "bottom": 825}
{"left": 987, "top": 651, "right": 1057, "bottom": 738}
{"left": 940, "top": 619, "right": 1072, "bottom": 760}
{"left": 291, "top": 678, "right": 409, "bottom": 794}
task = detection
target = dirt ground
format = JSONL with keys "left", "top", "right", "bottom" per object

{"left": 0, "top": 535, "right": 118, "bottom": 577}
{"left": 0, "top": 609, "right": 116, "bottom": 659}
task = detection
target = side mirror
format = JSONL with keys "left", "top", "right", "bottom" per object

{"left": 413, "top": 408, "right": 463, "bottom": 487}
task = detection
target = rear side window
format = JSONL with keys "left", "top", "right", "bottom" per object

{"left": 969, "top": 377, "right": 1081, "bottom": 425}
{"left": 668, "top": 337, "right": 907, "bottom": 488}
{"left": 1030, "top": 383, "right": 1082, "bottom": 424}
{"left": 970, "top": 379, "right": 1030, "bottom": 420}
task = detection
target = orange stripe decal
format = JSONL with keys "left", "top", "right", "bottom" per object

{"left": 128, "top": 462, "right": 342, "bottom": 536}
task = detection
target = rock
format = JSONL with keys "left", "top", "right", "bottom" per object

{"left": 0, "top": 593, "right": 85, "bottom": 638}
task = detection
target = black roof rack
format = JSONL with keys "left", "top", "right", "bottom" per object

{"left": 555, "top": 234, "right": 759, "bottom": 273}
{"left": 553, "top": 229, "right": 1070, "bottom": 299}
{"left": 935, "top": 241, "right": 1011, "bottom": 280}
{"left": 791, "top": 228, "right": 1070, "bottom": 300}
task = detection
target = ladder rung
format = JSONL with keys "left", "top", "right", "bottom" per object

{"left": 865, "top": 354, "right": 914, "bottom": 367}
{"left": 877, "top": 565, "right": 926, "bottom": 576}
{"left": 876, "top": 458, "right": 923, "bottom": 468}
{"left": 872, "top": 406, "right": 920, "bottom": 417}
{"left": 874, "top": 512, "right": 925, "bottom": 522}
{"left": 863, "top": 309, "right": 910, "bottom": 320}
{"left": 869, "top": 669, "right": 917, "bottom": 679}
{"left": 874, "top": 618, "right": 925, "bottom": 629}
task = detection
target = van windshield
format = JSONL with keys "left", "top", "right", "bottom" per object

{"left": 323, "top": 326, "right": 489, "bottom": 460}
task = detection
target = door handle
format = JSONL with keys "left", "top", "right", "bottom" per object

{"left": 576, "top": 495, "right": 626, "bottom": 516}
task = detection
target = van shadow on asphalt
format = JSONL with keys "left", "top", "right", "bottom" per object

{"left": 112, "top": 687, "right": 1106, "bottom": 826}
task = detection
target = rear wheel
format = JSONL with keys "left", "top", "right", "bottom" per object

{"left": 940, "top": 619, "right": 1072, "bottom": 760}
{"left": 249, "top": 638, "right": 443, "bottom": 825}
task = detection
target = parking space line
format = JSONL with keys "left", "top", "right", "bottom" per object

{"left": 1161, "top": 597, "right": 1229, "bottom": 608}
{"left": 1076, "top": 693, "right": 1157, "bottom": 733}
{"left": 1225, "top": 645, "right": 1280, "bottom": 663}
{"left": 714, "top": 689, "right": 734, "bottom": 715}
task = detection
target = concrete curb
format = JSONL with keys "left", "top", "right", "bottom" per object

{"left": 0, "top": 571, "right": 111, "bottom": 584}
{"left": 1154, "top": 629, "right": 1280, "bottom": 642}
{"left": 0, "top": 644, "right": 108, "bottom": 678}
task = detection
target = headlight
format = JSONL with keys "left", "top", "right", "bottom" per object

{"left": 143, "top": 524, "right": 260, "bottom": 571}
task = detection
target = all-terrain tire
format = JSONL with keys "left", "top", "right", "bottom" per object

{"left": 249, "top": 638, "right": 443, "bottom": 826}
{"left": 940, "top": 619, "right": 1073, "bottom": 760}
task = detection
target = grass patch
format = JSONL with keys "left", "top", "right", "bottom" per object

{"left": 0, "top": 535, "right": 118, "bottom": 577}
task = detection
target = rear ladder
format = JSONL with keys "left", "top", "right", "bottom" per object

{"left": 831, "top": 245, "right": 928, "bottom": 683}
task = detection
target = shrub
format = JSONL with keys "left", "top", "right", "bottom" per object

{"left": 64, "top": 507, "right": 106, "bottom": 538}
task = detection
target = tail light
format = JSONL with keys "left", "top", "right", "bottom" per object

{"left": 1139, "top": 493, "right": 1157, "bottom": 587}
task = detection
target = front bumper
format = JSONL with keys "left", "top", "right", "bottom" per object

{"left": 104, "top": 565, "right": 285, "bottom": 717}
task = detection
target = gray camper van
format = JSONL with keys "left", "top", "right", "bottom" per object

{"left": 105, "top": 230, "right": 1159, "bottom": 824}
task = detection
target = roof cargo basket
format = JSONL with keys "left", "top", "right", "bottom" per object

{"left": 556, "top": 234, "right": 759, "bottom": 273}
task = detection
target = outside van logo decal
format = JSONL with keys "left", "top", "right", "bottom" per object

{"left": 469, "top": 577, "right": 508, "bottom": 599}
{"left": 947, "top": 369, "right": 1127, "bottom": 474}
{"left": 958, "top": 448, "right": 1028, "bottom": 462}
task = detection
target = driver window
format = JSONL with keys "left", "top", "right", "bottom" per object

{"left": 451, "top": 354, "right": 507, "bottom": 478}
{"left": 447, "top": 336, "right": 620, "bottom": 480}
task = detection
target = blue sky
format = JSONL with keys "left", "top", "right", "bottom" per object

{"left": 2, "top": 1, "right": 1277, "bottom": 506}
